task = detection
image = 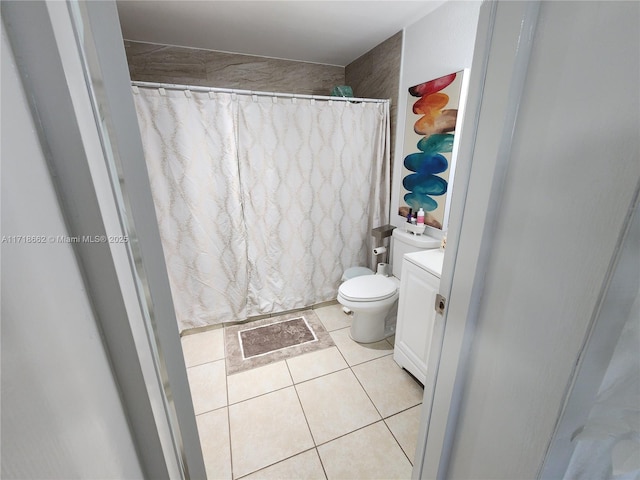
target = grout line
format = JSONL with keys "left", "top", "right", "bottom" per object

{"left": 180, "top": 322, "right": 225, "bottom": 337}
{"left": 386, "top": 425, "right": 414, "bottom": 466}
{"left": 291, "top": 364, "right": 351, "bottom": 386}
{"left": 385, "top": 402, "right": 423, "bottom": 419}
{"left": 287, "top": 361, "right": 319, "bottom": 446}
{"left": 227, "top": 382, "right": 293, "bottom": 407}
{"left": 312, "top": 418, "right": 384, "bottom": 448}
{"left": 295, "top": 392, "right": 317, "bottom": 447}
{"left": 350, "top": 361, "right": 386, "bottom": 421}
{"left": 382, "top": 416, "right": 414, "bottom": 466}
{"left": 344, "top": 349, "right": 395, "bottom": 368}
{"left": 233, "top": 447, "right": 321, "bottom": 480}
{"left": 185, "top": 354, "right": 226, "bottom": 369}
{"left": 283, "top": 356, "right": 295, "bottom": 385}
{"left": 193, "top": 403, "right": 229, "bottom": 418}
{"left": 315, "top": 446, "right": 329, "bottom": 480}
{"left": 330, "top": 332, "right": 351, "bottom": 366}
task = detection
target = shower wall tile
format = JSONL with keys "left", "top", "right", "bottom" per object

{"left": 126, "top": 42, "right": 208, "bottom": 81}
{"left": 345, "top": 31, "right": 402, "bottom": 172}
{"left": 345, "top": 31, "right": 402, "bottom": 102}
{"left": 124, "top": 40, "right": 344, "bottom": 95}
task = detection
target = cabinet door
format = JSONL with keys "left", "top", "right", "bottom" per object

{"left": 395, "top": 260, "right": 440, "bottom": 382}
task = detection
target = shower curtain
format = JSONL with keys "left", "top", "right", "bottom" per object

{"left": 134, "top": 88, "right": 390, "bottom": 331}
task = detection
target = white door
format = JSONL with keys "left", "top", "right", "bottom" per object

{"left": 414, "top": 1, "right": 640, "bottom": 478}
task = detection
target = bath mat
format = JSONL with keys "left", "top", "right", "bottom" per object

{"left": 224, "top": 309, "right": 335, "bottom": 375}
{"left": 239, "top": 317, "right": 317, "bottom": 359}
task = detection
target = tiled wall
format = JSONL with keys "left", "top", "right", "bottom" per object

{"left": 345, "top": 32, "right": 403, "bottom": 174}
{"left": 124, "top": 40, "right": 345, "bottom": 96}
{"left": 124, "top": 36, "right": 403, "bottom": 188}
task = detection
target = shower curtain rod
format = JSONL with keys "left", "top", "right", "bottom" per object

{"left": 131, "top": 80, "right": 390, "bottom": 104}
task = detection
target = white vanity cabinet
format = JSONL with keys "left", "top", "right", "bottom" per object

{"left": 393, "top": 249, "right": 444, "bottom": 384}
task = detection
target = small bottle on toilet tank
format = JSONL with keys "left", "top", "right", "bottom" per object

{"left": 417, "top": 208, "right": 425, "bottom": 226}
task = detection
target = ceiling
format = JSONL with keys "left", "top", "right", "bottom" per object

{"left": 116, "top": 1, "right": 446, "bottom": 66}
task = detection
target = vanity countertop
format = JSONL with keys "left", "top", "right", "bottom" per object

{"left": 404, "top": 249, "right": 445, "bottom": 278}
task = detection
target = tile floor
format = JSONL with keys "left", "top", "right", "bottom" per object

{"left": 181, "top": 303, "right": 425, "bottom": 480}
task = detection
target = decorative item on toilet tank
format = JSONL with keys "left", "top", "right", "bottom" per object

{"left": 398, "top": 70, "right": 466, "bottom": 230}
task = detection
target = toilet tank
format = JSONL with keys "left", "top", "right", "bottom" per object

{"left": 391, "top": 229, "right": 441, "bottom": 279}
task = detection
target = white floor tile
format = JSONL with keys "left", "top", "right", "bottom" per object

{"left": 229, "top": 387, "right": 314, "bottom": 478}
{"left": 227, "top": 361, "right": 292, "bottom": 404}
{"left": 196, "top": 408, "right": 232, "bottom": 480}
{"left": 385, "top": 405, "right": 423, "bottom": 465}
{"left": 187, "top": 360, "right": 227, "bottom": 415}
{"left": 241, "top": 449, "right": 326, "bottom": 480}
{"left": 352, "top": 355, "right": 423, "bottom": 418}
{"left": 181, "top": 328, "right": 225, "bottom": 367}
{"left": 183, "top": 302, "right": 422, "bottom": 480}
{"left": 329, "top": 327, "right": 393, "bottom": 366}
{"left": 314, "top": 304, "right": 351, "bottom": 332}
{"left": 318, "top": 421, "right": 413, "bottom": 480}
{"left": 295, "top": 369, "right": 380, "bottom": 445}
{"left": 286, "top": 347, "right": 348, "bottom": 384}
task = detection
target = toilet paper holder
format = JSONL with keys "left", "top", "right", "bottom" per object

{"left": 371, "top": 225, "right": 396, "bottom": 265}
{"left": 371, "top": 224, "right": 396, "bottom": 245}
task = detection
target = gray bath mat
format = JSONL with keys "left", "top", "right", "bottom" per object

{"left": 224, "top": 309, "right": 334, "bottom": 375}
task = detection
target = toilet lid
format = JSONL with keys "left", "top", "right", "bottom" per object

{"left": 339, "top": 275, "right": 397, "bottom": 302}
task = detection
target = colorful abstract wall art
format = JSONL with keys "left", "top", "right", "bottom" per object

{"left": 398, "top": 71, "right": 465, "bottom": 229}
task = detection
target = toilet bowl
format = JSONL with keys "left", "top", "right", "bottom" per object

{"left": 337, "top": 274, "right": 400, "bottom": 343}
{"left": 338, "top": 229, "right": 441, "bottom": 343}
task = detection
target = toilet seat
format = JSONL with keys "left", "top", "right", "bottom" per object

{"left": 338, "top": 275, "right": 397, "bottom": 302}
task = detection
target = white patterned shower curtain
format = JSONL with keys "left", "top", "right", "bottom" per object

{"left": 134, "top": 88, "right": 390, "bottom": 331}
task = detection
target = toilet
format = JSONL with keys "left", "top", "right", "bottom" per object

{"left": 337, "top": 228, "right": 441, "bottom": 343}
